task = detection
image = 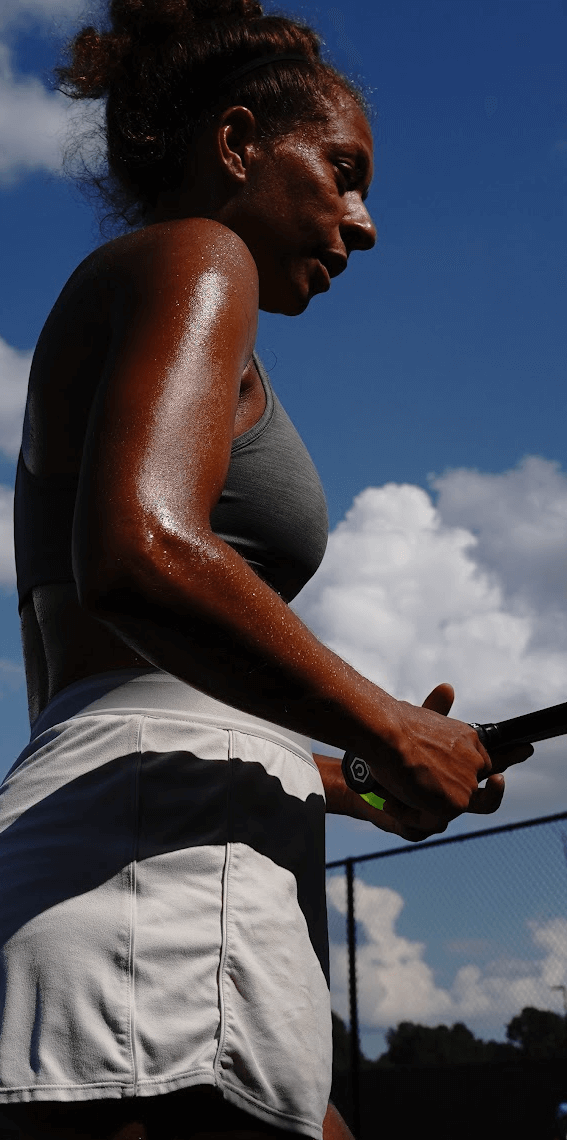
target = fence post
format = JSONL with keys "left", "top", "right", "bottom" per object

{"left": 346, "top": 858, "right": 361, "bottom": 1138}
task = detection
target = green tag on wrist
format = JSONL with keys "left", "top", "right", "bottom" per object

{"left": 362, "top": 791, "right": 386, "bottom": 811}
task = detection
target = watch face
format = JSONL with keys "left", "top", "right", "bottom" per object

{"left": 343, "top": 752, "right": 375, "bottom": 793}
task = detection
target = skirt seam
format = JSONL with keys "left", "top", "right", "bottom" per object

{"left": 218, "top": 1077, "right": 321, "bottom": 1131}
{"left": 127, "top": 717, "right": 144, "bottom": 1097}
{"left": 225, "top": 726, "right": 317, "bottom": 772}
{"left": 213, "top": 731, "right": 233, "bottom": 1083}
{"left": 0, "top": 1068, "right": 217, "bottom": 1099}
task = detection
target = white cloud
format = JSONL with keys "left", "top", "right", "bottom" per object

{"left": 432, "top": 458, "right": 567, "bottom": 634}
{"left": 0, "top": 485, "right": 16, "bottom": 589}
{"left": 327, "top": 877, "right": 567, "bottom": 1032}
{"left": 0, "top": 0, "right": 104, "bottom": 186}
{"left": 328, "top": 877, "right": 452, "bottom": 1026}
{"left": 0, "top": 336, "right": 31, "bottom": 459}
{"left": 296, "top": 458, "right": 567, "bottom": 820}
{"left": 297, "top": 463, "right": 567, "bottom": 718}
{"left": 0, "top": 42, "right": 72, "bottom": 183}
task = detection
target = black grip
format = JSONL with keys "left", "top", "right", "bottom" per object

{"left": 469, "top": 722, "right": 494, "bottom": 751}
{"left": 341, "top": 700, "right": 567, "bottom": 798}
{"left": 471, "top": 701, "right": 567, "bottom": 748}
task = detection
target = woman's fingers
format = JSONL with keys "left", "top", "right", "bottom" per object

{"left": 385, "top": 774, "right": 506, "bottom": 834}
{"left": 468, "top": 773, "right": 506, "bottom": 814}
{"left": 364, "top": 802, "right": 448, "bottom": 842}
{"left": 354, "top": 786, "right": 450, "bottom": 842}
{"left": 488, "top": 743, "right": 534, "bottom": 775}
{"left": 381, "top": 801, "right": 449, "bottom": 842}
{"left": 423, "top": 689, "right": 534, "bottom": 779}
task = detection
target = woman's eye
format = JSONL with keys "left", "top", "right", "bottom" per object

{"left": 335, "top": 162, "right": 355, "bottom": 190}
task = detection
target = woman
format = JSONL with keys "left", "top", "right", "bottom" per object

{"left": 0, "top": 2, "right": 531, "bottom": 1139}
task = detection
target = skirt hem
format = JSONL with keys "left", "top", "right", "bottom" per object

{"left": 0, "top": 1071, "right": 322, "bottom": 1138}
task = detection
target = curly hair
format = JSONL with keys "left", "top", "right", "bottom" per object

{"left": 56, "top": 0, "right": 367, "bottom": 228}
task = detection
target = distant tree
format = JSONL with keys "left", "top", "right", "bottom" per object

{"left": 331, "top": 1012, "right": 374, "bottom": 1071}
{"left": 332, "top": 1012, "right": 352, "bottom": 1072}
{"left": 506, "top": 1006, "right": 567, "bottom": 1060}
{"left": 334, "top": 1006, "right": 567, "bottom": 1071}
{"left": 377, "top": 1021, "right": 515, "bottom": 1067}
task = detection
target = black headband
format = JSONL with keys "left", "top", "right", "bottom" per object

{"left": 221, "top": 53, "right": 311, "bottom": 86}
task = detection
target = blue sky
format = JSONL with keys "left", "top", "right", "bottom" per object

{"left": 1, "top": 1, "right": 567, "bottom": 869}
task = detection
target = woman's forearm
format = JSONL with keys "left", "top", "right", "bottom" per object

{"left": 80, "top": 526, "right": 490, "bottom": 819}
{"left": 82, "top": 526, "right": 398, "bottom": 755}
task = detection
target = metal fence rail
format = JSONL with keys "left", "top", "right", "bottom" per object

{"left": 326, "top": 811, "right": 567, "bottom": 1140}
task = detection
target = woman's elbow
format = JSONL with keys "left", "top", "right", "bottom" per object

{"left": 73, "top": 524, "right": 159, "bottom": 619}
{"left": 73, "top": 520, "right": 213, "bottom": 620}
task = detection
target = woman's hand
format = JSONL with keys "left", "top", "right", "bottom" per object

{"left": 315, "top": 683, "right": 533, "bottom": 843}
{"left": 356, "top": 682, "right": 532, "bottom": 827}
{"left": 313, "top": 751, "right": 446, "bottom": 842}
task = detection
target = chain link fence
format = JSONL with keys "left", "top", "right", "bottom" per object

{"left": 327, "top": 811, "right": 567, "bottom": 1140}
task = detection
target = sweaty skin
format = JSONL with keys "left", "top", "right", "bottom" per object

{"left": 21, "top": 97, "right": 530, "bottom": 847}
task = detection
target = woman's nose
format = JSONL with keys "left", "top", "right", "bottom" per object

{"left": 342, "top": 199, "right": 377, "bottom": 252}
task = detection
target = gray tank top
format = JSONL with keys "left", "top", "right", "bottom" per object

{"left": 14, "top": 355, "right": 328, "bottom": 609}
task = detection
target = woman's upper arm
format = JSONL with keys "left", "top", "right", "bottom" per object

{"left": 73, "top": 220, "right": 259, "bottom": 601}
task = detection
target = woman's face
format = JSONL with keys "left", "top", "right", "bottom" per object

{"left": 231, "top": 94, "right": 376, "bottom": 315}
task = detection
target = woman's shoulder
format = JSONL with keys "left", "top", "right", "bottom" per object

{"left": 41, "top": 217, "right": 258, "bottom": 351}
{"left": 27, "top": 217, "right": 259, "bottom": 475}
{"left": 88, "top": 217, "right": 258, "bottom": 286}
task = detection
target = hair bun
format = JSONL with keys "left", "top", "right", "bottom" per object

{"left": 191, "top": 0, "right": 264, "bottom": 16}
{"left": 109, "top": 0, "right": 192, "bottom": 42}
{"left": 109, "top": 0, "right": 264, "bottom": 42}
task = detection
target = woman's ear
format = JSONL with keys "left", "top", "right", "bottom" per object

{"left": 216, "top": 106, "right": 260, "bottom": 183}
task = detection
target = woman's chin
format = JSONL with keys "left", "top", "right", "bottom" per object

{"left": 263, "top": 299, "right": 311, "bottom": 317}
{"left": 259, "top": 282, "right": 313, "bottom": 317}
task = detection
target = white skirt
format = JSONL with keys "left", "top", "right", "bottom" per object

{"left": 0, "top": 670, "right": 331, "bottom": 1139}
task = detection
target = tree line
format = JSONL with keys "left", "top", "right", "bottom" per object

{"left": 332, "top": 1006, "right": 567, "bottom": 1069}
